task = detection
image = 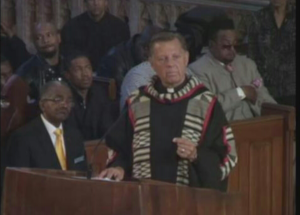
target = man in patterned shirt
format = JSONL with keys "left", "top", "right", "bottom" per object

{"left": 248, "top": 0, "right": 295, "bottom": 106}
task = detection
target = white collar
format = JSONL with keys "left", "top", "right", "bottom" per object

{"left": 41, "top": 114, "right": 63, "bottom": 135}
{"left": 166, "top": 88, "right": 175, "bottom": 93}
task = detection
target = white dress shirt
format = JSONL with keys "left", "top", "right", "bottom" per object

{"left": 41, "top": 114, "right": 66, "bottom": 155}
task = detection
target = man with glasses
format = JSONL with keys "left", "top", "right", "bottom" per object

{"left": 189, "top": 16, "right": 276, "bottom": 122}
{"left": 5, "top": 81, "right": 87, "bottom": 171}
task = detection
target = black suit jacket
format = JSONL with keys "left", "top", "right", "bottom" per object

{"left": 6, "top": 116, "right": 87, "bottom": 171}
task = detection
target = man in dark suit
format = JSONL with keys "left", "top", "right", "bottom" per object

{"left": 5, "top": 81, "right": 87, "bottom": 171}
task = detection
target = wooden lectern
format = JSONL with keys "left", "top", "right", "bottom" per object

{"left": 2, "top": 168, "right": 243, "bottom": 215}
{"left": 84, "top": 103, "right": 295, "bottom": 215}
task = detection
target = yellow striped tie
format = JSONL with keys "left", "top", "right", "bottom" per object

{"left": 54, "top": 129, "right": 67, "bottom": 170}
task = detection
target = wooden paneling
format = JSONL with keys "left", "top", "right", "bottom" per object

{"left": 83, "top": 104, "right": 295, "bottom": 215}
{"left": 2, "top": 168, "right": 243, "bottom": 215}
{"left": 229, "top": 116, "right": 285, "bottom": 215}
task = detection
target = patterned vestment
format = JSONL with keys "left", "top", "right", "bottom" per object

{"left": 106, "top": 75, "right": 238, "bottom": 191}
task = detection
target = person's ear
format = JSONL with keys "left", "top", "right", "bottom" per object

{"left": 39, "top": 100, "right": 45, "bottom": 113}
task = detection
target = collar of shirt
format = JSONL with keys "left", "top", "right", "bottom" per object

{"left": 207, "top": 51, "right": 227, "bottom": 68}
{"left": 40, "top": 114, "right": 65, "bottom": 153}
{"left": 154, "top": 75, "right": 189, "bottom": 94}
{"left": 68, "top": 80, "right": 93, "bottom": 106}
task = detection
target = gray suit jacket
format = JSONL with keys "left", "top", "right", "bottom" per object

{"left": 189, "top": 52, "right": 276, "bottom": 121}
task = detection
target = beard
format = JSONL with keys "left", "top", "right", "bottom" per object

{"left": 39, "top": 49, "right": 58, "bottom": 58}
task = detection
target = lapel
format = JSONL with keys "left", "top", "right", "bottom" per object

{"left": 36, "top": 117, "right": 62, "bottom": 169}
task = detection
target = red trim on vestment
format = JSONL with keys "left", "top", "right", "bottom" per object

{"left": 144, "top": 84, "right": 206, "bottom": 104}
{"left": 198, "top": 96, "right": 217, "bottom": 145}
{"left": 126, "top": 98, "right": 135, "bottom": 127}
{"left": 220, "top": 126, "right": 232, "bottom": 165}
{"left": 222, "top": 126, "right": 232, "bottom": 153}
{"left": 171, "top": 84, "right": 205, "bottom": 103}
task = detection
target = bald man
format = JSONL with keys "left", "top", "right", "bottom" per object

{"left": 16, "top": 22, "right": 65, "bottom": 104}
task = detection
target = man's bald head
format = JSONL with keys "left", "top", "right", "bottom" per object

{"left": 32, "top": 22, "right": 61, "bottom": 58}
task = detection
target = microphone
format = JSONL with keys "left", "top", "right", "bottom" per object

{"left": 86, "top": 92, "right": 141, "bottom": 179}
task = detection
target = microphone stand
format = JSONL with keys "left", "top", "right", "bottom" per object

{"left": 86, "top": 106, "right": 129, "bottom": 179}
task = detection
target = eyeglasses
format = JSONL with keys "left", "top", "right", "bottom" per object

{"left": 42, "top": 97, "right": 74, "bottom": 107}
{"left": 212, "top": 40, "right": 238, "bottom": 50}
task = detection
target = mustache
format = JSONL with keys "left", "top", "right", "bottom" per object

{"left": 39, "top": 50, "right": 57, "bottom": 58}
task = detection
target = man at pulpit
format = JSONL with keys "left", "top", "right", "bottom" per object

{"left": 5, "top": 81, "right": 87, "bottom": 171}
{"left": 99, "top": 32, "right": 237, "bottom": 192}
{"left": 189, "top": 16, "right": 276, "bottom": 122}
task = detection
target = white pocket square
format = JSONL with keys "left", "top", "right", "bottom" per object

{"left": 74, "top": 155, "right": 84, "bottom": 164}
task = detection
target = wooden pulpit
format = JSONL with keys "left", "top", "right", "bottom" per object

{"left": 84, "top": 103, "right": 295, "bottom": 215}
{"left": 1, "top": 168, "right": 243, "bottom": 215}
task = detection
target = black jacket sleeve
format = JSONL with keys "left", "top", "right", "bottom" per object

{"left": 105, "top": 105, "right": 134, "bottom": 177}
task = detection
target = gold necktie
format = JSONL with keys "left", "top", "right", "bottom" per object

{"left": 54, "top": 129, "right": 67, "bottom": 170}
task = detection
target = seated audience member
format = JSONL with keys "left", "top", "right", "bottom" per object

{"left": 16, "top": 21, "right": 65, "bottom": 106}
{"left": 99, "top": 32, "right": 237, "bottom": 192}
{"left": 98, "top": 25, "right": 162, "bottom": 95}
{"left": 1, "top": 22, "right": 31, "bottom": 71}
{"left": 61, "top": 0, "right": 130, "bottom": 70}
{"left": 64, "top": 52, "right": 117, "bottom": 140}
{"left": 119, "top": 61, "right": 155, "bottom": 110}
{"left": 189, "top": 17, "right": 276, "bottom": 122}
{"left": 0, "top": 55, "right": 13, "bottom": 91}
{"left": 174, "top": 7, "right": 225, "bottom": 63}
{"left": 6, "top": 81, "right": 87, "bottom": 171}
{"left": 1, "top": 57, "right": 31, "bottom": 144}
{"left": 248, "top": 0, "right": 295, "bottom": 106}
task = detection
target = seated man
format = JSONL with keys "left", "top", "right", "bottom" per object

{"left": 1, "top": 56, "right": 31, "bottom": 144}
{"left": 1, "top": 22, "right": 31, "bottom": 71}
{"left": 97, "top": 25, "right": 162, "bottom": 95}
{"left": 119, "top": 61, "right": 155, "bottom": 110}
{"left": 0, "top": 55, "right": 13, "bottom": 91}
{"left": 189, "top": 16, "right": 276, "bottom": 122}
{"left": 61, "top": 0, "right": 130, "bottom": 70}
{"left": 6, "top": 81, "right": 87, "bottom": 171}
{"left": 64, "top": 52, "right": 117, "bottom": 140}
{"left": 16, "top": 21, "right": 65, "bottom": 105}
{"left": 99, "top": 32, "right": 237, "bottom": 191}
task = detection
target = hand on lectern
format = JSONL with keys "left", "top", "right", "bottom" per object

{"left": 98, "top": 167, "right": 125, "bottom": 181}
